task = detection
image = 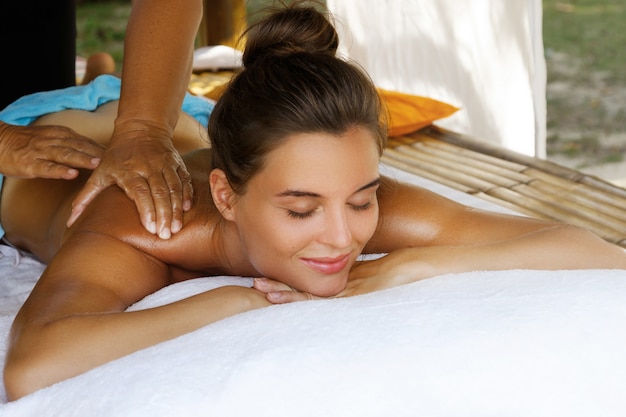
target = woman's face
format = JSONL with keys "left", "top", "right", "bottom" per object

{"left": 231, "top": 126, "right": 381, "bottom": 296}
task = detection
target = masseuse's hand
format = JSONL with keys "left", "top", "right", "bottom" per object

{"left": 68, "top": 121, "right": 192, "bottom": 239}
{"left": 0, "top": 121, "right": 103, "bottom": 179}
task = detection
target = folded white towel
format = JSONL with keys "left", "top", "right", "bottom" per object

{"left": 3, "top": 268, "right": 626, "bottom": 416}
{"left": 193, "top": 45, "right": 243, "bottom": 71}
{"left": 2, "top": 163, "right": 622, "bottom": 416}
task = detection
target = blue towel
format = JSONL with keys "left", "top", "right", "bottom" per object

{"left": 0, "top": 75, "right": 214, "bottom": 239}
{"left": 0, "top": 74, "right": 214, "bottom": 127}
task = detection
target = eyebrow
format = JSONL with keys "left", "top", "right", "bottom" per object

{"left": 275, "top": 178, "right": 381, "bottom": 198}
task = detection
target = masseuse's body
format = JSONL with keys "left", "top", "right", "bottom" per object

{"left": 4, "top": 4, "right": 626, "bottom": 402}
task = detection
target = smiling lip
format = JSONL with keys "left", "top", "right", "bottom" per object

{"left": 300, "top": 254, "right": 351, "bottom": 275}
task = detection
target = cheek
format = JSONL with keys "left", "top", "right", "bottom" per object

{"left": 353, "top": 205, "right": 379, "bottom": 246}
{"left": 237, "top": 209, "right": 308, "bottom": 269}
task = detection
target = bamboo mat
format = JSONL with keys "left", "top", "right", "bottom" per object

{"left": 383, "top": 127, "right": 626, "bottom": 248}
{"left": 189, "top": 71, "right": 234, "bottom": 101}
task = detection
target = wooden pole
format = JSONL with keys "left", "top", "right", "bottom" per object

{"left": 197, "top": 0, "right": 246, "bottom": 48}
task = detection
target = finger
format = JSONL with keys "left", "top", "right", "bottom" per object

{"left": 45, "top": 147, "right": 101, "bottom": 171}
{"left": 266, "top": 291, "right": 316, "bottom": 304}
{"left": 38, "top": 126, "right": 105, "bottom": 156}
{"left": 253, "top": 278, "right": 294, "bottom": 293}
{"left": 26, "top": 160, "right": 80, "bottom": 180}
{"left": 67, "top": 177, "right": 110, "bottom": 227}
{"left": 179, "top": 166, "right": 194, "bottom": 212}
{"left": 119, "top": 175, "right": 158, "bottom": 236}
{"left": 144, "top": 173, "right": 175, "bottom": 239}
{"left": 162, "top": 166, "right": 185, "bottom": 235}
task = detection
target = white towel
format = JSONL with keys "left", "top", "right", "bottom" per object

{"left": 2, "top": 268, "right": 626, "bottom": 416}
{"left": 2, "top": 165, "right": 623, "bottom": 416}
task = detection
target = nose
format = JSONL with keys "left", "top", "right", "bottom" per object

{"left": 320, "top": 206, "right": 353, "bottom": 248}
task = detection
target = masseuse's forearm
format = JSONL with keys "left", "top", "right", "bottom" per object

{"left": 5, "top": 286, "right": 268, "bottom": 401}
{"left": 116, "top": 0, "right": 202, "bottom": 132}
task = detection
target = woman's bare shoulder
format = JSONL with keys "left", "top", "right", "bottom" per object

{"left": 68, "top": 169, "right": 220, "bottom": 277}
{"left": 368, "top": 176, "right": 462, "bottom": 251}
{"left": 368, "top": 175, "right": 553, "bottom": 252}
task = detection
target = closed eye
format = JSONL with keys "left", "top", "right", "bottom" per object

{"left": 350, "top": 201, "right": 372, "bottom": 212}
{"left": 287, "top": 209, "right": 314, "bottom": 219}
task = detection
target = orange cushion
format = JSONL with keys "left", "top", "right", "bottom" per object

{"left": 377, "top": 89, "right": 459, "bottom": 137}
{"left": 191, "top": 76, "right": 458, "bottom": 137}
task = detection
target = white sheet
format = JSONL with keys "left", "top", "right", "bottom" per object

{"left": 1, "top": 166, "right": 625, "bottom": 416}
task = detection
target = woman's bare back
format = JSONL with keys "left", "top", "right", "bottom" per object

{"left": 0, "top": 101, "right": 210, "bottom": 262}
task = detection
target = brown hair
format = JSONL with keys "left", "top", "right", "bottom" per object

{"left": 208, "top": 1, "right": 387, "bottom": 193}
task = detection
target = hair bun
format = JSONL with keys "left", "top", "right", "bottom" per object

{"left": 242, "top": 4, "right": 339, "bottom": 68}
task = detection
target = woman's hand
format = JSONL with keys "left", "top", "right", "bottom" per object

{"left": 253, "top": 278, "right": 322, "bottom": 304}
{"left": 254, "top": 249, "right": 435, "bottom": 304}
{"left": 67, "top": 120, "right": 192, "bottom": 239}
{"left": 0, "top": 121, "right": 103, "bottom": 179}
{"left": 339, "top": 249, "right": 434, "bottom": 297}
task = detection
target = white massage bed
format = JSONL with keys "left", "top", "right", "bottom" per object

{"left": 1, "top": 164, "right": 625, "bottom": 416}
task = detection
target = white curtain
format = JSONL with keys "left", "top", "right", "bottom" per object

{"left": 327, "top": 0, "right": 546, "bottom": 157}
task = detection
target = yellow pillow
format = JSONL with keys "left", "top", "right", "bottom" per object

{"left": 377, "top": 88, "right": 459, "bottom": 137}
{"left": 190, "top": 74, "right": 458, "bottom": 137}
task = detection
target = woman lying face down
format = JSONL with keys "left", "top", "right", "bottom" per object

{"left": 3, "top": 3, "right": 626, "bottom": 401}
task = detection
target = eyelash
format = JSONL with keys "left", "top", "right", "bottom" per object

{"left": 286, "top": 202, "right": 372, "bottom": 220}
{"left": 287, "top": 210, "right": 314, "bottom": 220}
{"left": 351, "top": 201, "right": 372, "bottom": 212}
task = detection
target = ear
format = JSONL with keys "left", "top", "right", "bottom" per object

{"left": 209, "top": 169, "right": 237, "bottom": 221}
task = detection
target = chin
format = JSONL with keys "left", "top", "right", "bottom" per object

{"left": 305, "top": 276, "right": 348, "bottom": 298}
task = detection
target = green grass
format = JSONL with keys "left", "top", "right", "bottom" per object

{"left": 76, "top": 1, "right": 131, "bottom": 71}
{"left": 543, "top": 1, "right": 626, "bottom": 165}
{"left": 543, "top": 0, "right": 626, "bottom": 84}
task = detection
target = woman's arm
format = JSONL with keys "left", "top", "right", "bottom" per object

{"left": 343, "top": 223, "right": 626, "bottom": 296}
{"left": 366, "top": 176, "right": 567, "bottom": 251}
{"left": 256, "top": 176, "right": 626, "bottom": 302}
{"left": 257, "top": 223, "right": 626, "bottom": 302}
{"left": 3, "top": 231, "right": 270, "bottom": 401}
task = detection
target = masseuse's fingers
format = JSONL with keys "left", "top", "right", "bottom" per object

{"left": 67, "top": 175, "right": 110, "bottom": 229}
{"left": 159, "top": 161, "right": 193, "bottom": 234}
{"left": 38, "top": 133, "right": 104, "bottom": 178}
{"left": 0, "top": 123, "right": 103, "bottom": 179}
{"left": 68, "top": 125, "right": 192, "bottom": 238}
{"left": 253, "top": 278, "right": 319, "bottom": 303}
{"left": 68, "top": 166, "right": 162, "bottom": 235}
